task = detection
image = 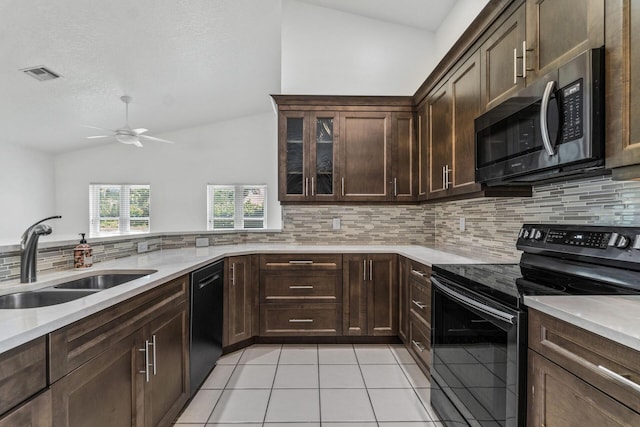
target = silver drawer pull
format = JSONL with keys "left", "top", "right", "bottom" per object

{"left": 138, "top": 340, "right": 151, "bottom": 383}
{"left": 289, "top": 285, "right": 314, "bottom": 289}
{"left": 412, "top": 340, "right": 425, "bottom": 352}
{"left": 289, "top": 319, "right": 314, "bottom": 323}
{"left": 289, "top": 260, "right": 313, "bottom": 264}
{"left": 411, "top": 269, "right": 427, "bottom": 277}
{"left": 412, "top": 299, "right": 427, "bottom": 310}
{"left": 598, "top": 365, "right": 640, "bottom": 393}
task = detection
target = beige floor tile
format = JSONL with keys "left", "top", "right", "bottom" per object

{"left": 353, "top": 344, "right": 398, "bottom": 364}
{"left": 205, "top": 424, "right": 261, "bottom": 427}
{"left": 217, "top": 349, "right": 244, "bottom": 365}
{"left": 319, "top": 364, "right": 365, "bottom": 388}
{"left": 265, "top": 389, "right": 320, "bottom": 422}
{"left": 400, "top": 363, "right": 431, "bottom": 388}
{"left": 318, "top": 344, "right": 357, "bottom": 365}
{"left": 414, "top": 387, "right": 442, "bottom": 421}
{"left": 279, "top": 344, "right": 318, "bottom": 364}
{"left": 200, "top": 365, "right": 235, "bottom": 389}
{"left": 378, "top": 423, "right": 440, "bottom": 426}
{"left": 273, "top": 364, "right": 319, "bottom": 388}
{"left": 238, "top": 344, "right": 282, "bottom": 364}
{"left": 360, "top": 364, "right": 412, "bottom": 388}
{"left": 368, "top": 388, "right": 432, "bottom": 422}
{"left": 388, "top": 344, "right": 416, "bottom": 364}
{"left": 226, "top": 364, "right": 277, "bottom": 389}
{"left": 175, "top": 389, "right": 223, "bottom": 423}
{"left": 321, "top": 423, "right": 377, "bottom": 427}
{"left": 320, "top": 389, "right": 376, "bottom": 422}
{"left": 208, "top": 389, "right": 270, "bottom": 423}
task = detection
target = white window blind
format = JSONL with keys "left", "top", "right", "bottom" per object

{"left": 89, "top": 184, "right": 150, "bottom": 237}
{"left": 207, "top": 185, "right": 266, "bottom": 230}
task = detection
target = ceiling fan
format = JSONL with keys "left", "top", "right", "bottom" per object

{"left": 82, "top": 95, "right": 175, "bottom": 148}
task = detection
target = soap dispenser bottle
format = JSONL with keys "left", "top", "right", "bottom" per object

{"left": 74, "top": 233, "right": 93, "bottom": 268}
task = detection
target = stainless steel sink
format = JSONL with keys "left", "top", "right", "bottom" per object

{"left": 0, "top": 290, "right": 96, "bottom": 309}
{"left": 53, "top": 270, "right": 156, "bottom": 290}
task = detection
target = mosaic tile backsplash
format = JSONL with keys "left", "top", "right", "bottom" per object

{"left": 2, "top": 175, "right": 639, "bottom": 282}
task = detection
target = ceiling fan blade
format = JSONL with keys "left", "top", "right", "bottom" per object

{"left": 133, "top": 140, "right": 144, "bottom": 148}
{"left": 86, "top": 135, "right": 111, "bottom": 139}
{"left": 133, "top": 128, "right": 148, "bottom": 135}
{"left": 80, "top": 125, "right": 114, "bottom": 133}
{"left": 140, "top": 134, "right": 175, "bottom": 144}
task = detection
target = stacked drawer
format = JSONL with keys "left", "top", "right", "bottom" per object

{"left": 407, "top": 260, "right": 432, "bottom": 373}
{"left": 259, "top": 254, "right": 343, "bottom": 336}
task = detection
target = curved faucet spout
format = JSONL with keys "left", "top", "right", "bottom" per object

{"left": 20, "top": 216, "right": 62, "bottom": 283}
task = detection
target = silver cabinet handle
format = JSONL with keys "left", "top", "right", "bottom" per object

{"left": 289, "top": 319, "right": 314, "bottom": 323}
{"left": 412, "top": 299, "right": 427, "bottom": 310}
{"left": 305, "top": 177, "right": 309, "bottom": 197}
{"left": 311, "top": 177, "right": 315, "bottom": 196}
{"left": 522, "top": 40, "right": 527, "bottom": 79}
{"left": 411, "top": 269, "right": 427, "bottom": 278}
{"left": 369, "top": 260, "right": 373, "bottom": 282}
{"left": 442, "top": 165, "right": 446, "bottom": 191}
{"left": 393, "top": 177, "right": 397, "bottom": 197}
{"left": 540, "top": 80, "right": 557, "bottom": 156}
{"left": 289, "top": 285, "right": 313, "bottom": 289}
{"left": 513, "top": 47, "right": 518, "bottom": 84}
{"left": 412, "top": 340, "right": 425, "bottom": 352}
{"left": 444, "top": 165, "right": 452, "bottom": 189}
{"left": 289, "top": 260, "right": 313, "bottom": 264}
{"left": 363, "top": 260, "right": 367, "bottom": 281}
{"left": 231, "top": 262, "right": 236, "bottom": 286}
{"left": 598, "top": 365, "right": 640, "bottom": 393}
{"left": 151, "top": 335, "right": 157, "bottom": 376}
{"left": 341, "top": 177, "right": 345, "bottom": 196}
{"left": 139, "top": 340, "right": 151, "bottom": 383}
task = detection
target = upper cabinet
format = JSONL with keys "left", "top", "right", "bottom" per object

{"left": 480, "top": 0, "right": 604, "bottom": 111}
{"left": 273, "top": 96, "right": 415, "bottom": 203}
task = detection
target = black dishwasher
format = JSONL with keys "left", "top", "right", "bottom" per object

{"left": 189, "top": 260, "right": 224, "bottom": 396}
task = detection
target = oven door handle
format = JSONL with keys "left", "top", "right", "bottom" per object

{"left": 431, "top": 277, "right": 516, "bottom": 325}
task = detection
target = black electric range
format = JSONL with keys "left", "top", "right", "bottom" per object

{"left": 430, "top": 224, "right": 640, "bottom": 427}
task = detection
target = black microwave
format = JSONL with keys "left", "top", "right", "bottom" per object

{"left": 475, "top": 47, "right": 605, "bottom": 186}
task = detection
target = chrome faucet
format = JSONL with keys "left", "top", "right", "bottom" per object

{"left": 20, "top": 215, "right": 61, "bottom": 283}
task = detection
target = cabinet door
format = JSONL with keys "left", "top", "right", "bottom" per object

{"left": 391, "top": 112, "right": 415, "bottom": 201}
{"left": 528, "top": 350, "right": 640, "bottom": 426}
{"left": 225, "top": 255, "right": 256, "bottom": 346}
{"left": 480, "top": 4, "right": 526, "bottom": 110}
{"left": 52, "top": 330, "right": 145, "bottom": 427}
{"left": 0, "top": 390, "right": 51, "bottom": 427}
{"left": 416, "top": 103, "right": 429, "bottom": 201}
{"left": 367, "top": 254, "right": 397, "bottom": 336}
{"left": 397, "top": 258, "right": 409, "bottom": 344}
{"left": 342, "top": 254, "right": 368, "bottom": 336}
{"left": 309, "top": 112, "right": 339, "bottom": 200}
{"left": 279, "top": 111, "right": 309, "bottom": 201}
{"left": 339, "top": 112, "right": 392, "bottom": 201}
{"left": 526, "top": 0, "right": 604, "bottom": 80}
{"left": 427, "top": 82, "right": 452, "bottom": 198}
{"left": 144, "top": 305, "right": 189, "bottom": 427}
{"left": 605, "top": 0, "right": 640, "bottom": 172}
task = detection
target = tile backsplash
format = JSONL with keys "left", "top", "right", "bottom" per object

{"left": 2, "top": 175, "right": 639, "bottom": 282}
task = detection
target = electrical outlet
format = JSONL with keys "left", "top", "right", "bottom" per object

{"left": 137, "top": 242, "right": 148, "bottom": 253}
{"left": 195, "top": 237, "right": 209, "bottom": 247}
{"left": 459, "top": 217, "right": 466, "bottom": 232}
{"left": 332, "top": 217, "right": 341, "bottom": 230}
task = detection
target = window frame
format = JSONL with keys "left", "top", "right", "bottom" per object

{"left": 207, "top": 184, "right": 267, "bottom": 230}
{"left": 89, "top": 184, "right": 151, "bottom": 237}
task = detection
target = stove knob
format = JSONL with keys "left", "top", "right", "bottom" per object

{"left": 608, "top": 232, "right": 619, "bottom": 247}
{"left": 529, "top": 228, "right": 538, "bottom": 240}
{"left": 532, "top": 229, "right": 544, "bottom": 241}
{"left": 633, "top": 236, "right": 640, "bottom": 250}
{"left": 519, "top": 228, "right": 527, "bottom": 239}
{"left": 616, "top": 235, "right": 630, "bottom": 249}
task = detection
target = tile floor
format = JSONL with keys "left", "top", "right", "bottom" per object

{"left": 173, "top": 343, "right": 443, "bottom": 427}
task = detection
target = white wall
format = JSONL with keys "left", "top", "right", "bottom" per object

{"left": 53, "top": 112, "right": 280, "bottom": 238}
{"left": 281, "top": 0, "right": 437, "bottom": 95}
{"left": 435, "top": 0, "right": 491, "bottom": 62}
{"left": 0, "top": 145, "right": 56, "bottom": 244}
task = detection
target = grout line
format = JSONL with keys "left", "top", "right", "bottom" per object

{"left": 261, "top": 344, "right": 283, "bottom": 425}
{"left": 354, "top": 344, "right": 379, "bottom": 425}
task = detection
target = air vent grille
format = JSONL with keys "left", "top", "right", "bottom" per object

{"left": 21, "top": 66, "right": 61, "bottom": 81}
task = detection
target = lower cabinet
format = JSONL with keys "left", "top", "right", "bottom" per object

{"left": 224, "top": 255, "right": 258, "bottom": 346}
{"left": 49, "top": 275, "right": 190, "bottom": 427}
{"left": 343, "top": 254, "right": 397, "bottom": 336}
{"left": 405, "top": 260, "right": 432, "bottom": 375}
{"left": 0, "top": 390, "right": 52, "bottom": 427}
{"left": 528, "top": 309, "right": 640, "bottom": 425}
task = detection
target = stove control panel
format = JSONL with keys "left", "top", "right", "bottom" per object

{"left": 545, "top": 230, "right": 611, "bottom": 249}
{"left": 517, "top": 224, "right": 640, "bottom": 254}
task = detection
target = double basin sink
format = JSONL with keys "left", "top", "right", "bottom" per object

{"left": 0, "top": 270, "right": 157, "bottom": 309}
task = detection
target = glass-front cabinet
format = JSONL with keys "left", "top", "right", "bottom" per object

{"left": 279, "top": 110, "right": 338, "bottom": 201}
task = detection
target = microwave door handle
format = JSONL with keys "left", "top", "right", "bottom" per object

{"left": 540, "top": 80, "right": 557, "bottom": 156}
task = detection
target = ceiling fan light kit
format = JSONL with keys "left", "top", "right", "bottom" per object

{"left": 83, "top": 95, "right": 176, "bottom": 147}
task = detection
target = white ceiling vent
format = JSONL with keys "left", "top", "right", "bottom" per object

{"left": 21, "top": 66, "right": 61, "bottom": 81}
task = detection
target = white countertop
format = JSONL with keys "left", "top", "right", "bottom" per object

{"left": 0, "top": 244, "right": 478, "bottom": 353}
{"left": 524, "top": 295, "right": 640, "bottom": 352}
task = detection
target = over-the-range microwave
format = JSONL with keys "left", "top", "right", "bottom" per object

{"left": 475, "top": 47, "right": 606, "bottom": 186}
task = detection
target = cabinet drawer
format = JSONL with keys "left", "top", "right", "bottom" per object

{"left": 409, "top": 314, "right": 431, "bottom": 370}
{"left": 260, "top": 254, "right": 342, "bottom": 271}
{"left": 262, "top": 273, "right": 341, "bottom": 302}
{"left": 0, "top": 337, "right": 47, "bottom": 416}
{"left": 260, "top": 303, "right": 342, "bottom": 336}
{"left": 529, "top": 309, "right": 640, "bottom": 414}
{"left": 409, "top": 279, "right": 431, "bottom": 325}
{"left": 0, "top": 390, "right": 51, "bottom": 427}
{"left": 407, "top": 260, "right": 431, "bottom": 285}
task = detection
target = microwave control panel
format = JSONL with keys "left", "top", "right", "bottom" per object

{"left": 560, "top": 79, "right": 584, "bottom": 143}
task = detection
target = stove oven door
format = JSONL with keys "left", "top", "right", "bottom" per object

{"left": 430, "top": 275, "right": 526, "bottom": 427}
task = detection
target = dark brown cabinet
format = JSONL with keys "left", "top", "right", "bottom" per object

{"left": 49, "top": 275, "right": 190, "bottom": 427}
{"left": 406, "top": 260, "right": 431, "bottom": 374}
{"left": 224, "top": 255, "right": 258, "bottom": 346}
{"left": 259, "top": 254, "right": 342, "bottom": 336}
{"left": 343, "top": 254, "right": 397, "bottom": 336}
{"left": 606, "top": 0, "right": 640, "bottom": 178}
{"left": 397, "top": 258, "right": 409, "bottom": 343}
{"left": 0, "top": 390, "right": 51, "bottom": 427}
{"left": 528, "top": 309, "right": 640, "bottom": 425}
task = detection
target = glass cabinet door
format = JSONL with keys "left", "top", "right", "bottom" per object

{"left": 284, "top": 114, "right": 306, "bottom": 196}
{"left": 311, "top": 113, "right": 338, "bottom": 198}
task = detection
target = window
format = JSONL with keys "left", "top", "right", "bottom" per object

{"left": 207, "top": 185, "right": 266, "bottom": 230}
{"left": 89, "top": 184, "right": 150, "bottom": 236}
